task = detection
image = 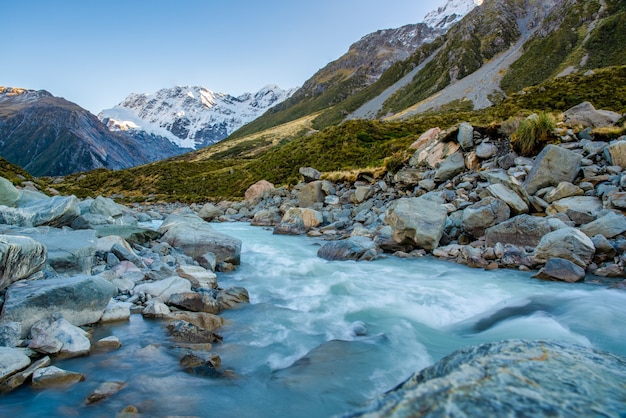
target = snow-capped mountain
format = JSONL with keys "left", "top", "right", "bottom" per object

{"left": 423, "top": 0, "right": 478, "bottom": 30}
{"left": 99, "top": 84, "right": 296, "bottom": 150}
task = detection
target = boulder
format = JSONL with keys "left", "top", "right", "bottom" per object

{"left": 0, "top": 275, "right": 114, "bottom": 338}
{"left": 580, "top": 211, "right": 626, "bottom": 238}
{"left": 250, "top": 208, "right": 282, "bottom": 226}
{"left": 0, "top": 347, "right": 31, "bottom": 381}
{"left": 524, "top": 145, "right": 582, "bottom": 195}
{"left": 457, "top": 122, "right": 474, "bottom": 151}
{"left": 486, "top": 183, "right": 528, "bottom": 214}
{"left": 135, "top": 277, "right": 192, "bottom": 302}
{"left": 606, "top": 140, "right": 626, "bottom": 169}
{"left": 142, "top": 300, "right": 171, "bottom": 318}
{"left": 217, "top": 287, "right": 250, "bottom": 311}
{"left": 563, "top": 101, "right": 622, "bottom": 128}
{"left": 93, "top": 225, "right": 161, "bottom": 245}
{"left": 385, "top": 197, "right": 448, "bottom": 251}
{"left": 393, "top": 168, "right": 424, "bottom": 188}
{"left": 544, "top": 182, "right": 584, "bottom": 203}
{"left": 298, "top": 181, "right": 325, "bottom": 208}
{"left": 462, "top": 197, "right": 510, "bottom": 238}
{"left": 24, "top": 195, "right": 80, "bottom": 228}
{"left": 299, "top": 167, "right": 321, "bottom": 183}
{"left": 534, "top": 227, "right": 595, "bottom": 268}
{"left": 31, "top": 366, "right": 85, "bottom": 388}
{"left": 0, "top": 177, "right": 21, "bottom": 207}
{"left": 546, "top": 196, "right": 603, "bottom": 224}
{"left": 317, "top": 236, "right": 380, "bottom": 261}
{"left": 165, "top": 311, "right": 224, "bottom": 332}
{"left": 354, "top": 186, "right": 373, "bottom": 204}
{"left": 485, "top": 215, "right": 553, "bottom": 248}
{"left": 475, "top": 142, "right": 498, "bottom": 159}
{"left": 28, "top": 313, "right": 91, "bottom": 357}
{"left": 409, "top": 127, "right": 440, "bottom": 149}
{"left": 274, "top": 208, "right": 323, "bottom": 235}
{"left": 533, "top": 257, "right": 586, "bottom": 282}
{"left": 0, "top": 235, "right": 46, "bottom": 291}
{"left": 197, "top": 202, "right": 223, "bottom": 221}
{"left": 7, "top": 227, "right": 97, "bottom": 275}
{"left": 347, "top": 340, "right": 626, "bottom": 418}
{"left": 100, "top": 301, "right": 132, "bottom": 323}
{"left": 177, "top": 265, "right": 217, "bottom": 289}
{"left": 245, "top": 180, "right": 275, "bottom": 203}
{"left": 0, "top": 356, "right": 50, "bottom": 393}
{"left": 159, "top": 213, "right": 242, "bottom": 264}
{"left": 167, "top": 292, "right": 220, "bottom": 314}
{"left": 434, "top": 152, "right": 465, "bottom": 183}
{"left": 89, "top": 196, "right": 124, "bottom": 218}
{"left": 409, "top": 140, "right": 460, "bottom": 169}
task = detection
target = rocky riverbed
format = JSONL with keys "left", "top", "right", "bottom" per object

{"left": 1, "top": 101, "right": 626, "bottom": 415}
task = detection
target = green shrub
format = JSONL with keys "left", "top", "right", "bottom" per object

{"left": 511, "top": 112, "right": 556, "bottom": 156}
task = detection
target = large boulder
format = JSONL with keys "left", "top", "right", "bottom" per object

{"left": 274, "top": 208, "right": 323, "bottom": 235}
{"left": 486, "top": 183, "right": 529, "bottom": 214}
{"left": 563, "top": 101, "right": 622, "bottom": 128}
{"left": 7, "top": 227, "right": 97, "bottom": 275}
{"left": 0, "top": 235, "right": 46, "bottom": 291}
{"left": 533, "top": 257, "right": 586, "bottom": 283}
{"left": 0, "top": 276, "right": 115, "bottom": 338}
{"left": 317, "top": 236, "right": 379, "bottom": 261}
{"left": 245, "top": 180, "right": 275, "bottom": 203}
{"left": 524, "top": 145, "right": 582, "bottom": 196}
{"left": 159, "top": 213, "right": 241, "bottom": 264}
{"left": 434, "top": 152, "right": 465, "bottom": 183}
{"left": 580, "top": 211, "right": 626, "bottom": 238}
{"left": 485, "top": 214, "right": 553, "bottom": 248}
{"left": 534, "top": 227, "right": 595, "bottom": 268}
{"left": 298, "top": 181, "right": 325, "bottom": 208}
{"left": 28, "top": 313, "right": 91, "bottom": 357}
{"left": 347, "top": 340, "right": 626, "bottom": 418}
{"left": 462, "top": 197, "right": 510, "bottom": 238}
{"left": 23, "top": 195, "right": 80, "bottom": 228}
{"left": 385, "top": 197, "right": 447, "bottom": 251}
{"left": 0, "top": 177, "right": 22, "bottom": 207}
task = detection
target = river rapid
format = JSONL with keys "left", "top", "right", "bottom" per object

{"left": 2, "top": 223, "right": 626, "bottom": 417}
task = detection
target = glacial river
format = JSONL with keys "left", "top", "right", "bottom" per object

{"left": 2, "top": 223, "right": 626, "bottom": 417}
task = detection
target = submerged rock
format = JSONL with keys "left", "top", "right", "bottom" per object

{"left": 347, "top": 340, "right": 626, "bottom": 417}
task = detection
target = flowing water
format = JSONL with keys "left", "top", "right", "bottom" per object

{"left": 2, "top": 223, "right": 626, "bottom": 417}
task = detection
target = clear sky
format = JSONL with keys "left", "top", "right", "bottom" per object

{"left": 1, "top": 0, "right": 445, "bottom": 114}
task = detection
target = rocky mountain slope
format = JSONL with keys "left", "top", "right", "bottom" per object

{"left": 100, "top": 84, "right": 296, "bottom": 150}
{"left": 0, "top": 87, "right": 174, "bottom": 177}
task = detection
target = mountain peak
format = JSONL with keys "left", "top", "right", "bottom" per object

{"left": 423, "top": 0, "right": 478, "bottom": 30}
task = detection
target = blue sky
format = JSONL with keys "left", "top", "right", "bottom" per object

{"left": 1, "top": 0, "right": 445, "bottom": 113}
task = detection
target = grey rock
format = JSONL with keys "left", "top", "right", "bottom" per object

{"left": 462, "top": 197, "right": 510, "bottom": 238}
{"left": 197, "top": 202, "right": 223, "bottom": 221}
{"left": 250, "top": 208, "right": 282, "bottom": 226}
{"left": 544, "top": 182, "right": 584, "bottom": 203}
{"left": 486, "top": 183, "right": 528, "bottom": 214}
{"left": 85, "top": 381, "right": 126, "bottom": 405}
{"left": 564, "top": 101, "right": 622, "bottom": 128}
{"left": 31, "top": 365, "right": 85, "bottom": 388}
{"left": 434, "top": 152, "right": 465, "bottom": 182}
{"left": 0, "top": 356, "right": 50, "bottom": 393}
{"left": 0, "top": 235, "right": 46, "bottom": 291}
{"left": 159, "top": 213, "right": 241, "bottom": 264}
{"left": 535, "top": 227, "right": 595, "bottom": 268}
{"left": 524, "top": 145, "right": 582, "bottom": 195}
{"left": 90, "top": 196, "right": 124, "bottom": 218}
{"left": 7, "top": 227, "right": 97, "bottom": 275}
{"left": 457, "top": 122, "right": 474, "bottom": 151}
{"left": 0, "top": 322, "right": 21, "bottom": 347}
{"left": 299, "top": 167, "right": 321, "bottom": 183}
{"left": 0, "top": 177, "right": 21, "bottom": 207}
{"left": 0, "top": 347, "right": 31, "bottom": 380}
{"left": 347, "top": 340, "right": 626, "bottom": 418}
{"left": 111, "top": 242, "right": 145, "bottom": 268}
{"left": 167, "top": 291, "right": 220, "bottom": 314}
{"left": 167, "top": 320, "right": 222, "bottom": 344}
{"left": 217, "top": 287, "right": 250, "bottom": 311}
{"left": 393, "top": 168, "right": 424, "bottom": 188}
{"left": 298, "top": 181, "right": 325, "bottom": 208}
{"left": 142, "top": 300, "right": 171, "bottom": 318}
{"left": 546, "top": 196, "right": 603, "bottom": 223}
{"left": 194, "top": 252, "right": 217, "bottom": 272}
{"left": 93, "top": 225, "right": 161, "bottom": 246}
{"left": 274, "top": 207, "right": 323, "bottom": 235}
{"left": 94, "top": 336, "right": 122, "bottom": 350}
{"left": 317, "top": 236, "right": 380, "bottom": 261}
{"left": 606, "top": 140, "right": 626, "bottom": 169}
{"left": 385, "top": 197, "right": 447, "bottom": 251}
{"left": 485, "top": 215, "right": 552, "bottom": 248}
{"left": 100, "top": 301, "right": 132, "bottom": 323}
{"left": 533, "top": 257, "right": 586, "bottom": 282}
{"left": 135, "top": 276, "right": 191, "bottom": 302}
{"left": 24, "top": 195, "right": 80, "bottom": 228}
{"left": 580, "top": 211, "right": 626, "bottom": 238}
{"left": 475, "top": 142, "right": 497, "bottom": 159}
{"left": 28, "top": 313, "right": 91, "bottom": 357}
{"left": 0, "top": 275, "right": 114, "bottom": 338}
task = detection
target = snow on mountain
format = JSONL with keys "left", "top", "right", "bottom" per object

{"left": 423, "top": 0, "right": 478, "bottom": 30}
{"left": 99, "top": 84, "right": 296, "bottom": 150}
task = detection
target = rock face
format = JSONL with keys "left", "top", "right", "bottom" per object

{"left": 158, "top": 212, "right": 242, "bottom": 264}
{"left": 0, "top": 235, "right": 46, "bottom": 291}
{"left": 0, "top": 276, "right": 114, "bottom": 338}
{"left": 385, "top": 198, "right": 448, "bottom": 250}
{"left": 348, "top": 340, "right": 626, "bottom": 418}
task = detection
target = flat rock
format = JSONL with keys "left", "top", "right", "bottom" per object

{"left": 0, "top": 355, "right": 50, "bottom": 393}
{"left": 31, "top": 365, "right": 85, "bottom": 388}
{"left": 176, "top": 265, "right": 217, "bottom": 289}
{"left": 0, "top": 346, "right": 31, "bottom": 380}
{"left": 580, "top": 211, "right": 626, "bottom": 238}
{"left": 100, "top": 301, "right": 132, "bottom": 323}
{"left": 135, "top": 277, "right": 192, "bottom": 302}
{"left": 0, "top": 275, "right": 114, "bottom": 338}
{"left": 486, "top": 183, "right": 528, "bottom": 214}
{"left": 347, "top": 340, "right": 626, "bottom": 418}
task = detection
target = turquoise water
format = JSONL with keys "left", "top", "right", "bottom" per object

{"left": 2, "top": 223, "right": 625, "bottom": 417}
